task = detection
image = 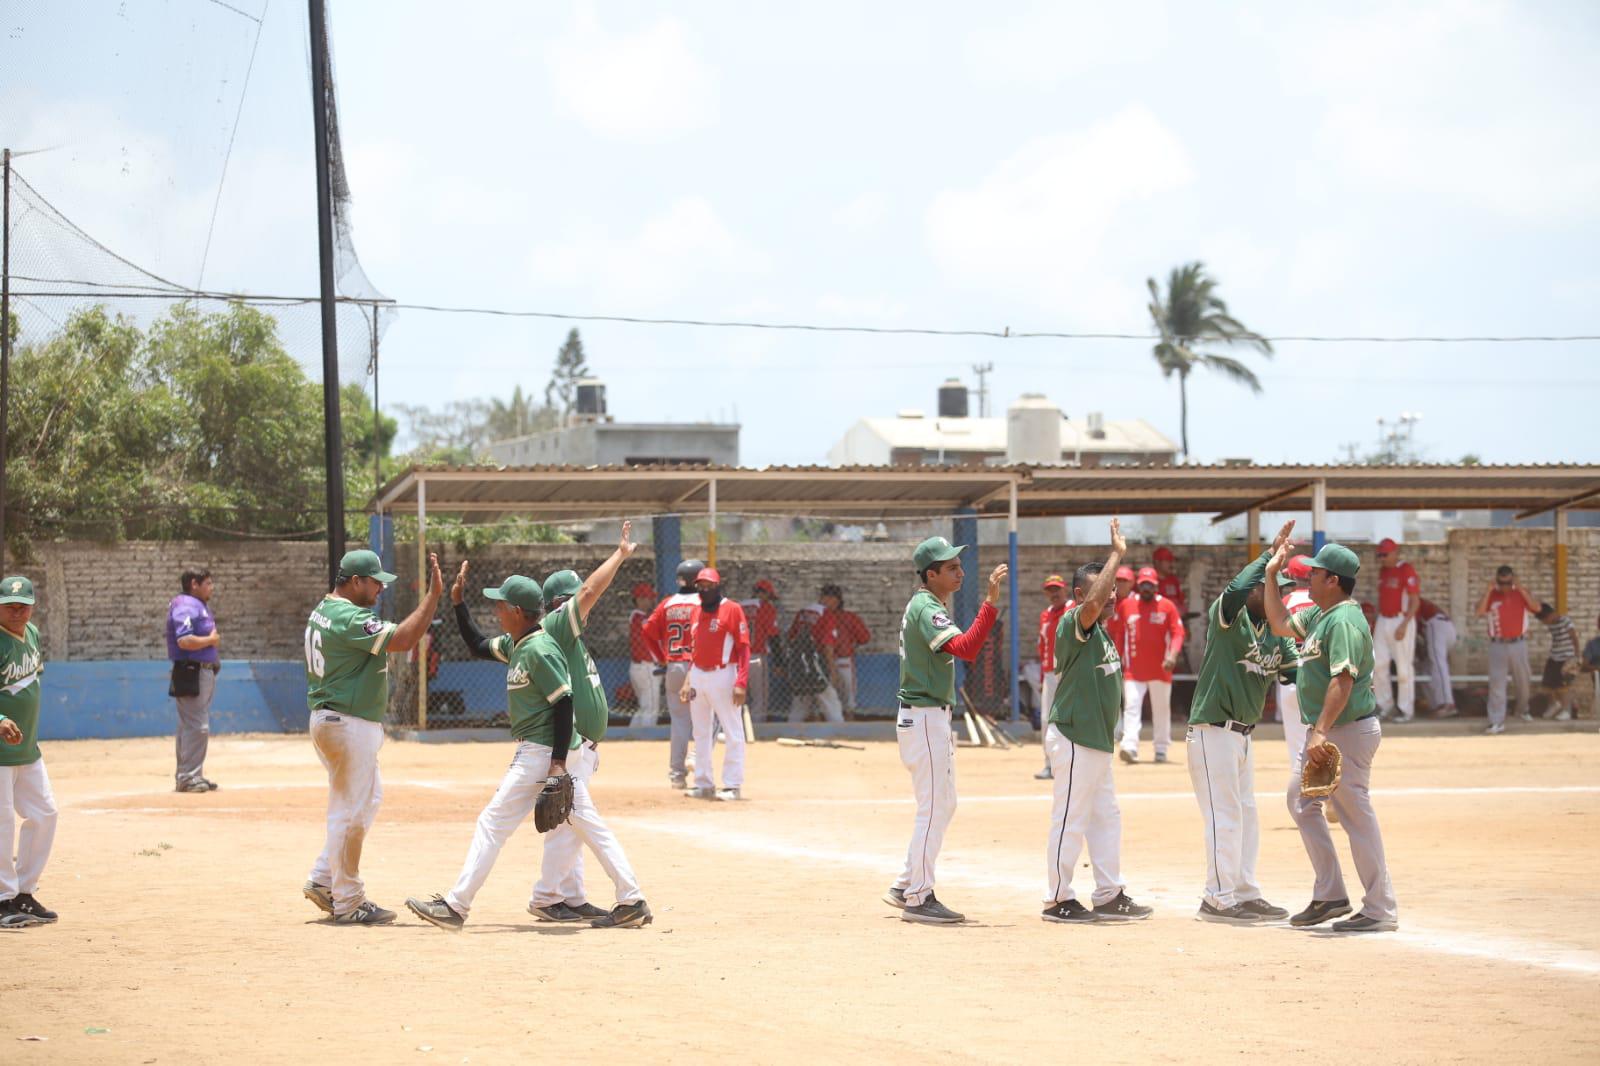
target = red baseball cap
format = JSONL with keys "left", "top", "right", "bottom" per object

{"left": 1042, "top": 574, "right": 1067, "bottom": 589}
{"left": 695, "top": 567, "right": 722, "bottom": 585}
{"left": 1286, "top": 555, "right": 1314, "bottom": 580}
{"left": 1376, "top": 538, "right": 1398, "bottom": 554}
{"left": 630, "top": 582, "right": 655, "bottom": 598}
{"left": 1153, "top": 547, "right": 1175, "bottom": 562}
{"left": 754, "top": 578, "right": 776, "bottom": 594}
{"left": 1136, "top": 566, "right": 1160, "bottom": 586}
{"left": 1115, "top": 566, "right": 1135, "bottom": 582}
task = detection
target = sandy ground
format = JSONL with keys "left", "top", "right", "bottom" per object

{"left": 3, "top": 728, "right": 1597, "bottom": 1065}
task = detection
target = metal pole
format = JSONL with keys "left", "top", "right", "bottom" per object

{"left": 1008, "top": 481, "right": 1020, "bottom": 721}
{"left": 370, "top": 303, "right": 380, "bottom": 500}
{"left": 416, "top": 476, "right": 428, "bottom": 729}
{"left": 0, "top": 148, "right": 10, "bottom": 572}
{"left": 1247, "top": 506, "right": 1261, "bottom": 562}
{"left": 1311, "top": 479, "right": 1328, "bottom": 553}
{"left": 707, "top": 478, "right": 718, "bottom": 568}
{"left": 1555, "top": 507, "right": 1569, "bottom": 616}
{"left": 308, "top": 0, "right": 346, "bottom": 588}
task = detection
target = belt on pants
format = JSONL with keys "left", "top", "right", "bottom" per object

{"left": 1354, "top": 712, "right": 1379, "bottom": 721}
{"left": 1201, "top": 719, "right": 1255, "bottom": 735}
{"left": 900, "top": 704, "right": 951, "bottom": 712}
{"left": 1490, "top": 636, "right": 1525, "bottom": 644}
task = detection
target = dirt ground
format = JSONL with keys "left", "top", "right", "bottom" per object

{"left": 4, "top": 728, "right": 1597, "bottom": 1065}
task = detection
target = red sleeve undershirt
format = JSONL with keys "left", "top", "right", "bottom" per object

{"left": 942, "top": 601, "right": 998, "bottom": 662}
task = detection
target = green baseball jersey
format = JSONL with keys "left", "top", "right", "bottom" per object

{"left": 1050, "top": 604, "right": 1122, "bottom": 752}
{"left": 0, "top": 623, "right": 44, "bottom": 767}
{"left": 1190, "top": 595, "right": 1298, "bottom": 726}
{"left": 304, "top": 596, "right": 396, "bottom": 723}
{"left": 897, "top": 589, "right": 963, "bottom": 707}
{"left": 541, "top": 600, "right": 607, "bottom": 743}
{"left": 487, "top": 630, "right": 572, "bottom": 744}
{"left": 1290, "top": 600, "right": 1377, "bottom": 726}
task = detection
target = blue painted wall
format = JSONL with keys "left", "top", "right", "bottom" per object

{"left": 39, "top": 661, "right": 308, "bottom": 740}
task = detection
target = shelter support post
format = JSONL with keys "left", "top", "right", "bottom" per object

{"left": 1311, "top": 479, "right": 1328, "bottom": 553}
{"left": 1555, "top": 508, "right": 1568, "bottom": 615}
{"left": 953, "top": 508, "right": 979, "bottom": 697}
{"left": 1247, "top": 507, "right": 1261, "bottom": 563}
{"left": 653, "top": 516, "right": 681, "bottom": 595}
{"left": 416, "top": 477, "right": 427, "bottom": 730}
{"left": 1008, "top": 483, "right": 1020, "bottom": 722}
{"left": 707, "top": 478, "right": 718, "bottom": 569}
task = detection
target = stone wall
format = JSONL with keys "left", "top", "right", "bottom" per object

{"left": 18, "top": 530, "right": 1599, "bottom": 686}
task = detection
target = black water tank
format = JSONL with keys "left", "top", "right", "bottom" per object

{"left": 575, "top": 379, "right": 607, "bottom": 416}
{"left": 938, "top": 378, "right": 969, "bottom": 418}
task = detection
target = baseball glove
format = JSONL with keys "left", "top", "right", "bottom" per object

{"left": 534, "top": 773, "right": 575, "bottom": 833}
{"left": 1300, "top": 742, "right": 1343, "bottom": 799}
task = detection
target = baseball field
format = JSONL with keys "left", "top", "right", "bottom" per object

{"left": 5, "top": 728, "right": 1596, "bottom": 1064}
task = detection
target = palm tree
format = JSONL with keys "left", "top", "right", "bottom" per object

{"left": 1146, "top": 262, "right": 1272, "bottom": 460}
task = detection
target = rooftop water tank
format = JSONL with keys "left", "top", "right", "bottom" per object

{"left": 1006, "top": 393, "right": 1062, "bottom": 464}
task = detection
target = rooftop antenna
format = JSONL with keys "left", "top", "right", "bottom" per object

{"left": 971, "top": 361, "right": 994, "bottom": 417}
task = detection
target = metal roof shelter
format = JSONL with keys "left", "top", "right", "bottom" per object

{"left": 373, "top": 462, "right": 1598, "bottom": 727}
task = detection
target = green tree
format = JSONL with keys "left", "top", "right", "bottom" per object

{"left": 544, "top": 328, "right": 590, "bottom": 415}
{"left": 485, "top": 383, "right": 555, "bottom": 441}
{"left": 1145, "top": 262, "right": 1272, "bottom": 459}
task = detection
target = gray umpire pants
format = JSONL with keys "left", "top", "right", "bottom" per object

{"left": 1422, "top": 616, "right": 1456, "bottom": 709}
{"left": 1287, "top": 715, "right": 1397, "bottom": 922}
{"left": 666, "top": 661, "right": 692, "bottom": 779}
{"left": 1487, "top": 638, "right": 1532, "bottom": 725}
{"left": 175, "top": 665, "right": 216, "bottom": 786}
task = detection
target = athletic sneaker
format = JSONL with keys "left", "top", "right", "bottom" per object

{"left": 591, "top": 900, "right": 653, "bottom": 928}
{"left": 566, "top": 902, "right": 609, "bottom": 920}
{"left": 1093, "top": 892, "right": 1154, "bottom": 921}
{"left": 668, "top": 772, "right": 687, "bottom": 789}
{"left": 1236, "top": 898, "right": 1289, "bottom": 920}
{"left": 1196, "top": 900, "right": 1263, "bottom": 925}
{"left": 333, "top": 901, "right": 396, "bottom": 925}
{"left": 11, "top": 893, "right": 57, "bottom": 924}
{"left": 1435, "top": 705, "right": 1459, "bottom": 719}
{"left": 1330, "top": 913, "right": 1397, "bottom": 933}
{"left": 1034, "top": 767, "right": 1053, "bottom": 780}
{"left": 0, "top": 897, "right": 44, "bottom": 928}
{"left": 901, "top": 894, "right": 965, "bottom": 924}
{"left": 715, "top": 787, "right": 741, "bottom": 802}
{"left": 1289, "top": 898, "right": 1352, "bottom": 927}
{"left": 1483, "top": 723, "right": 1506, "bottom": 735}
{"left": 1542, "top": 705, "right": 1573, "bottom": 721}
{"left": 1153, "top": 752, "right": 1169, "bottom": 764}
{"left": 405, "top": 894, "right": 464, "bottom": 932}
{"left": 1118, "top": 749, "right": 1138, "bottom": 765}
{"left": 881, "top": 886, "right": 907, "bottom": 910}
{"left": 199, "top": 778, "right": 221, "bottom": 791}
{"left": 682, "top": 786, "right": 715, "bottom": 799}
{"left": 303, "top": 881, "right": 335, "bottom": 915}
{"left": 1516, "top": 711, "right": 1534, "bottom": 722}
{"left": 1041, "top": 899, "right": 1097, "bottom": 924}
{"left": 175, "top": 778, "right": 210, "bottom": 794}
{"left": 527, "top": 902, "right": 583, "bottom": 923}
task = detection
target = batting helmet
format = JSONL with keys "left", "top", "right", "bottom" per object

{"left": 676, "top": 558, "right": 706, "bottom": 585}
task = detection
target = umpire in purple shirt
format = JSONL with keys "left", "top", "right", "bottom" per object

{"left": 166, "top": 569, "right": 221, "bottom": 793}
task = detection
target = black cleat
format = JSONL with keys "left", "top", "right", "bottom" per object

{"left": 566, "top": 902, "right": 608, "bottom": 920}
{"left": 333, "top": 901, "right": 396, "bottom": 925}
{"left": 1197, "top": 900, "right": 1263, "bottom": 925}
{"left": 0, "top": 897, "right": 45, "bottom": 928}
{"left": 592, "top": 900, "right": 653, "bottom": 928}
{"left": 1331, "top": 913, "right": 1397, "bottom": 933}
{"left": 527, "top": 902, "right": 583, "bottom": 923}
{"left": 1237, "top": 898, "right": 1289, "bottom": 920}
{"left": 901, "top": 894, "right": 965, "bottom": 924}
{"left": 1290, "top": 898, "right": 1353, "bottom": 928}
{"left": 1093, "top": 892, "right": 1154, "bottom": 921}
{"left": 882, "top": 886, "right": 907, "bottom": 910}
{"left": 405, "top": 894, "right": 465, "bottom": 931}
{"left": 11, "top": 893, "right": 57, "bottom": 924}
{"left": 1042, "top": 899, "right": 1098, "bottom": 924}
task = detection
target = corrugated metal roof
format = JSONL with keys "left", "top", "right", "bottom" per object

{"left": 372, "top": 462, "right": 1600, "bottom": 520}
{"left": 847, "top": 415, "right": 1176, "bottom": 454}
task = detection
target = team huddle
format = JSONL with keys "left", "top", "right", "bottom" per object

{"left": 887, "top": 518, "right": 1396, "bottom": 931}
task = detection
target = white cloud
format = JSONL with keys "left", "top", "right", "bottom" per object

{"left": 924, "top": 106, "right": 1193, "bottom": 315}
{"left": 526, "top": 197, "right": 766, "bottom": 307}
{"left": 831, "top": 192, "right": 886, "bottom": 233}
{"left": 966, "top": 3, "right": 1170, "bottom": 86}
{"left": 546, "top": 9, "right": 716, "bottom": 142}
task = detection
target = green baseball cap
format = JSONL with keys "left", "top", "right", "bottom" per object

{"left": 913, "top": 536, "right": 966, "bottom": 572}
{"left": 1308, "top": 543, "right": 1361, "bottom": 579}
{"left": 0, "top": 575, "right": 35, "bottom": 605}
{"left": 338, "top": 549, "right": 397, "bottom": 584}
{"left": 484, "top": 575, "right": 545, "bottom": 612}
{"left": 542, "top": 569, "right": 582, "bottom": 603}
{"left": 1275, "top": 570, "right": 1297, "bottom": 590}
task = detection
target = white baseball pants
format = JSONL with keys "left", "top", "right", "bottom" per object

{"left": 893, "top": 706, "right": 957, "bottom": 908}
{"left": 689, "top": 664, "right": 745, "bottom": 790}
{"left": 788, "top": 683, "right": 844, "bottom": 723}
{"left": 445, "top": 740, "right": 556, "bottom": 918}
{"left": 308, "top": 709, "right": 386, "bottom": 916}
{"left": 1043, "top": 725, "right": 1124, "bottom": 907}
{"left": 628, "top": 661, "right": 660, "bottom": 728}
{"left": 1423, "top": 617, "right": 1456, "bottom": 709}
{"left": 1185, "top": 724, "right": 1262, "bottom": 910}
{"left": 1120, "top": 678, "right": 1173, "bottom": 757}
{"left": 1372, "top": 614, "right": 1416, "bottom": 717}
{"left": 1038, "top": 672, "right": 1058, "bottom": 772}
{"left": 531, "top": 743, "right": 644, "bottom": 909}
{"left": 0, "top": 758, "right": 57, "bottom": 900}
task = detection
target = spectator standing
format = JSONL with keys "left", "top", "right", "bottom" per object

{"left": 816, "top": 584, "right": 871, "bottom": 715}
{"left": 627, "top": 583, "right": 661, "bottom": 728}
{"left": 1477, "top": 565, "right": 1539, "bottom": 734}
{"left": 1034, "top": 574, "right": 1070, "bottom": 781}
{"left": 1116, "top": 567, "right": 1186, "bottom": 764}
{"left": 677, "top": 568, "right": 750, "bottom": 801}
{"left": 1536, "top": 604, "right": 1580, "bottom": 721}
{"left": 1105, "top": 565, "right": 1136, "bottom": 657}
{"left": 1372, "top": 539, "right": 1421, "bottom": 723}
{"left": 743, "top": 579, "right": 780, "bottom": 722}
{"left": 1416, "top": 598, "right": 1458, "bottom": 718}
{"left": 166, "top": 569, "right": 221, "bottom": 793}
{"left": 1152, "top": 547, "right": 1185, "bottom": 614}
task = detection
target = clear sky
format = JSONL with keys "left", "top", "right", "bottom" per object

{"left": 4, "top": 1, "right": 1598, "bottom": 466}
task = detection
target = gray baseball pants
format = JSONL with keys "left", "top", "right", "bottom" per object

{"left": 1287, "top": 715, "right": 1398, "bottom": 923}
{"left": 174, "top": 665, "right": 216, "bottom": 786}
{"left": 666, "top": 661, "right": 692, "bottom": 779}
{"left": 1486, "top": 638, "right": 1531, "bottom": 726}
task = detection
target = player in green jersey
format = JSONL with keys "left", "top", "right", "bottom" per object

{"left": 1185, "top": 521, "right": 1300, "bottom": 925}
{"left": 303, "top": 549, "right": 443, "bottom": 925}
{"left": 1042, "top": 519, "right": 1154, "bottom": 924}
{"left": 0, "top": 576, "right": 59, "bottom": 928}
{"left": 883, "top": 536, "right": 1007, "bottom": 925}
{"left": 1265, "top": 533, "right": 1398, "bottom": 933}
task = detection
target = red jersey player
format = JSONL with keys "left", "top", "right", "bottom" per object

{"left": 1373, "top": 538, "right": 1422, "bottom": 722}
{"left": 1115, "top": 567, "right": 1185, "bottom": 764}
{"left": 627, "top": 582, "right": 660, "bottom": 728}
{"left": 1034, "top": 573, "right": 1071, "bottom": 780}
{"left": 676, "top": 568, "right": 750, "bottom": 800}
{"left": 642, "top": 558, "right": 705, "bottom": 789}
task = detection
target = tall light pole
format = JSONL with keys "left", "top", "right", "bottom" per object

{"left": 307, "top": 0, "right": 346, "bottom": 586}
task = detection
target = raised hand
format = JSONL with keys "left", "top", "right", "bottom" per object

{"left": 427, "top": 553, "right": 444, "bottom": 599}
{"left": 451, "top": 560, "right": 470, "bottom": 605}
{"left": 986, "top": 563, "right": 1009, "bottom": 605}
{"left": 1271, "top": 519, "right": 1296, "bottom": 553}
{"left": 1109, "top": 517, "right": 1127, "bottom": 556}
{"left": 619, "top": 520, "right": 638, "bottom": 558}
